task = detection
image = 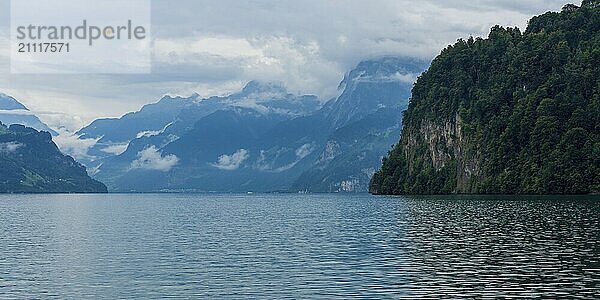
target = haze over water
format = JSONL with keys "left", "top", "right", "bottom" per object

{"left": 0, "top": 194, "right": 598, "bottom": 298}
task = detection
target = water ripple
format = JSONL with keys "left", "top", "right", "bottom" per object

{"left": 0, "top": 194, "right": 598, "bottom": 298}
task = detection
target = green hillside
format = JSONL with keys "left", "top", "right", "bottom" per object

{"left": 0, "top": 122, "right": 107, "bottom": 193}
{"left": 370, "top": 1, "right": 600, "bottom": 195}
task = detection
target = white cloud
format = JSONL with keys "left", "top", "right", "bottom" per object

{"left": 0, "top": 142, "right": 23, "bottom": 153}
{"left": 274, "top": 143, "right": 316, "bottom": 172}
{"left": 391, "top": 72, "right": 420, "bottom": 84}
{"left": 0, "top": 109, "right": 33, "bottom": 116}
{"left": 352, "top": 71, "right": 421, "bottom": 85}
{"left": 130, "top": 146, "right": 179, "bottom": 172}
{"left": 270, "top": 144, "right": 315, "bottom": 172}
{"left": 255, "top": 143, "right": 315, "bottom": 173}
{"left": 154, "top": 37, "right": 264, "bottom": 62}
{"left": 153, "top": 35, "right": 341, "bottom": 98}
{"left": 36, "top": 111, "right": 88, "bottom": 132}
{"left": 52, "top": 129, "right": 99, "bottom": 160}
{"left": 101, "top": 143, "right": 129, "bottom": 155}
{"left": 136, "top": 130, "right": 162, "bottom": 139}
{"left": 211, "top": 149, "right": 249, "bottom": 171}
{"left": 136, "top": 122, "right": 173, "bottom": 139}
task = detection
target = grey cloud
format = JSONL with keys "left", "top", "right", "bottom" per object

{"left": 0, "top": 0, "right": 578, "bottom": 130}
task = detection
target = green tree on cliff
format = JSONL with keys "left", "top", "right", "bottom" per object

{"left": 370, "top": 2, "right": 600, "bottom": 195}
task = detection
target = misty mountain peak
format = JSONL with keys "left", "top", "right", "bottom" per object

{"left": 241, "top": 81, "right": 288, "bottom": 96}
{"left": 342, "top": 56, "right": 429, "bottom": 86}
{"left": 157, "top": 93, "right": 200, "bottom": 104}
{"left": 328, "top": 56, "right": 430, "bottom": 129}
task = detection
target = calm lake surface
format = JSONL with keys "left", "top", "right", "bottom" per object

{"left": 0, "top": 194, "right": 598, "bottom": 298}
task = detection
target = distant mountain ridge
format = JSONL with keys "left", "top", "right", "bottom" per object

{"left": 76, "top": 57, "right": 430, "bottom": 192}
{"left": 0, "top": 93, "right": 27, "bottom": 110}
{"left": 327, "top": 57, "right": 422, "bottom": 130}
{"left": 0, "top": 122, "right": 107, "bottom": 193}
{"left": 0, "top": 93, "right": 57, "bottom": 136}
{"left": 76, "top": 81, "right": 322, "bottom": 165}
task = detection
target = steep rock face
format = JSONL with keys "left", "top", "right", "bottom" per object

{"left": 371, "top": 3, "right": 600, "bottom": 195}
{"left": 400, "top": 114, "right": 482, "bottom": 194}
{"left": 291, "top": 57, "right": 429, "bottom": 192}
{"left": 0, "top": 122, "right": 107, "bottom": 193}
{"left": 292, "top": 106, "right": 406, "bottom": 193}
{"left": 327, "top": 57, "right": 425, "bottom": 130}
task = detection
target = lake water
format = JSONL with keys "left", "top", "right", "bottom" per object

{"left": 0, "top": 194, "right": 598, "bottom": 298}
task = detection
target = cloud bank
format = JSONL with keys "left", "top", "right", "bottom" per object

{"left": 52, "top": 129, "right": 99, "bottom": 160}
{"left": 0, "top": 0, "right": 573, "bottom": 130}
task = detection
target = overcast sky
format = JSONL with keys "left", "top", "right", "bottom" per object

{"left": 0, "top": 0, "right": 573, "bottom": 131}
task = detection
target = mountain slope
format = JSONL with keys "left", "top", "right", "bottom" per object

{"left": 292, "top": 107, "right": 404, "bottom": 192}
{"left": 0, "top": 122, "right": 107, "bottom": 193}
{"left": 370, "top": 2, "right": 600, "bottom": 195}
{"left": 291, "top": 57, "right": 428, "bottom": 192}
{"left": 76, "top": 93, "right": 204, "bottom": 163}
{"left": 0, "top": 94, "right": 27, "bottom": 110}
{"left": 327, "top": 57, "right": 424, "bottom": 130}
{"left": 0, "top": 93, "right": 57, "bottom": 136}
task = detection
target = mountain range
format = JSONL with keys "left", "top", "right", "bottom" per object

{"left": 77, "top": 57, "right": 429, "bottom": 192}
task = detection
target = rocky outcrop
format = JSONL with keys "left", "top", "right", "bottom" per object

{"left": 400, "top": 113, "right": 483, "bottom": 193}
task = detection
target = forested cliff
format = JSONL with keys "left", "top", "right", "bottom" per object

{"left": 370, "top": 1, "right": 600, "bottom": 195}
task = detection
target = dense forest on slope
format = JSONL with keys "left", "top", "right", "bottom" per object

{"left": 370, "top": 1, "right": 600, "bottom": 195}
{"left": 0, "top": 122, "right": 107, "bottom": 193}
